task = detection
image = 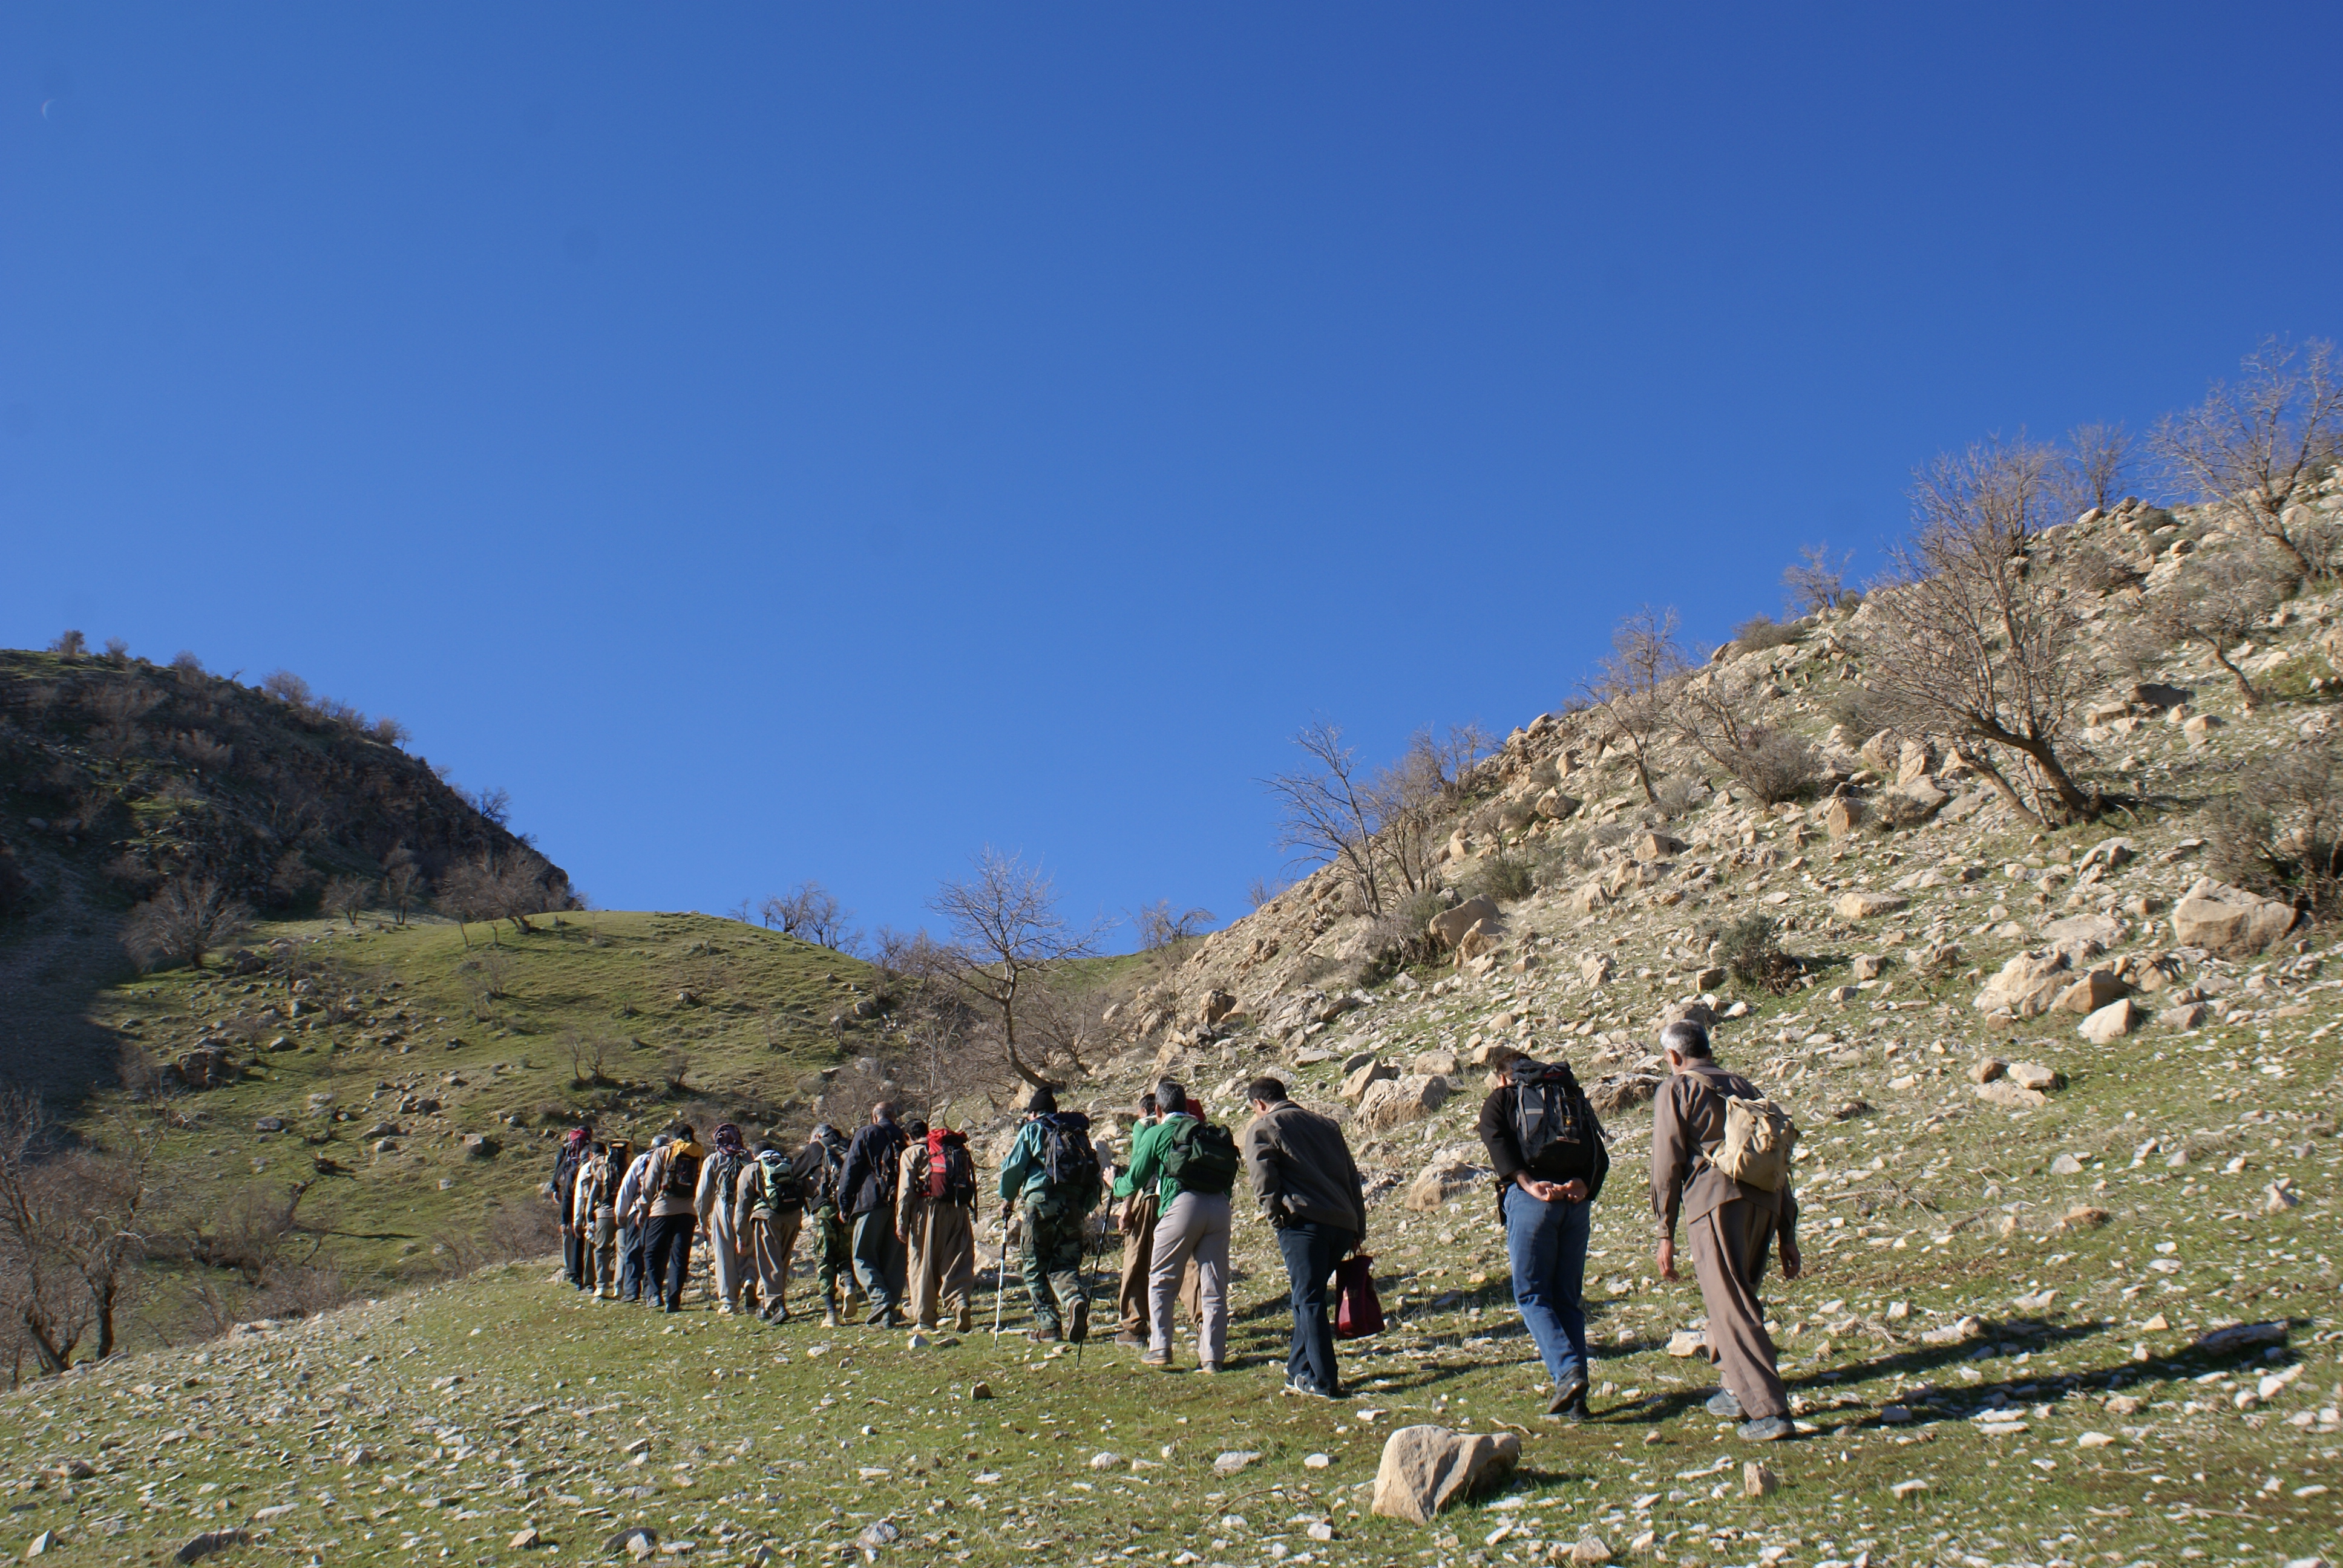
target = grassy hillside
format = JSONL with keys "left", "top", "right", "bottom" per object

{"left": 78, "top": 909, "right": 873, "bottom": 1313}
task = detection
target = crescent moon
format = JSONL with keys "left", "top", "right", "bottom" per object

{"left": 39, "top": 99, "right": 54, "bottom": 118}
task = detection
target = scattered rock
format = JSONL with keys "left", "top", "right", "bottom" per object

{"left": 971, "top": 1382, "right": 992, "bottom": 1400}
{"left": 1355, "top": 1074, "right": 1452, "bottom": 1132}
{"left": 1973, "top": 950, "right": 2072, "bottom": 1018}
{"left": 2006, "top": 1061, "right": 2060, "bottom": 1091}
{"left": 1588, "top": 1074, "right": 1663, "bottom": 1114}
{"left": 1369, "top": 1425, "right": 1522, "bottom": 1524}
{"left": 1568, "top": 1538, "right": 1614, "bottom": 1565}
{"left": 605, "top": 1526, "right": 658, "bottom": 1560}
{"left": 1850, "top": 955, "right": 1886, "bottom": 981}
{"left": 1340, "top": 1059, "right": 1398, "bottom": 1103}
{"left": 1090, "top": 1451, "right": 1122, "bottom": 1471}
{"left": 2076, "top": 1431, "right": 2115, "bottom": 1449}
{"left": 2162, "top": 1002, "right": 2211, "bottom": 1031}
{"left": 1976, "top": 1080, "right": 2047, "bottom": 1109}
{"left": 1428, "top": 897, "right": 1501, "bottom": 950}
{"left": 2049, "top": 1153, "right": 2085, "bottom": 1175}
{"left": 1213, "top": 1450, "right": 1260, "bottom": 1475}
{"left": 510, "top": 1527, "right": 543, "bottom": 1549}
{"left": 1823, "top": 797, "right": 1866, "bottom": 839}
{"left": 174, "top": 1531, "right": 251, "bottom": 1566}
{"left": 1889, "top": 1479, "right": 1928, "bottom": 1500}
{"left": 2078, "top": 998, "right": 2140, "bottom": 1044}
{"left": 1919, "top": 1315, "right": 1985, "bottom": 1346}
{"left": 253, "top": 1117, "right": 286, "bottom": 1133}
{"left": 1665, "top": 1329, "right": 1706, "bottom": 1357}
{"left": 1833, "top": 889, "right": 1906, "bottom": 921}
{"left": 1967, "top": 1057, "right": 2006, "bottom": 1083}
{"left": 2059, "top": 1205, "right": 2111, "bottom": 1231}
{"left": 1404, "top": 1159, "right": 1481, "bottom": 1212}
{"left": 2171, "top": 879, "right": 2299, "bottom": 956}
{"left": 2054, "top": 971, "right": 2128, "bottom": 1014}
{"left": 1743, "top": 1461, "right": 1778, "bottom": 1497}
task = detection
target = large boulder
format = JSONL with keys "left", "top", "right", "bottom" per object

{"left": 1823, "top": 797, "right": 1867, "bottom": 839}
{"left": 2054, "top": 970, "right": 2128, "bottom": 1014}
{"left": 1534, "top": 789, "right": 1582, "bottom": 821}
{"left": 2039, "top": 912, "right": 2124, "bottom": 958}
{"left": 1633, "top": 831, "right": 1686, "bottom": 863}
{"left": 1355, "top": 1074, "right": 1452, "bottom": 1132}
{"left": 1455, "top": 923, "right": 1505, "bottom": 964}
{"left": 1199, "top": 990, "right": 1239, "bottom": 1026}
{"left": 1428, "top": 897, "right": 1501, "bottom": 950}
{"left": 1567, "top": 883, "right": 1610, "bottom": 915}
{"left": 1404, "top": 1158, "right": 1481, "bottom": 1211}
{"left": 2171, "top": 879, "right": 2298, "bottom": 956}
{"left": 1369, "top": 1425, "right": 1522, "bottom": 1524}
{"left": 1973, "top": 950, "right": 2073, "bottom": 1018}
{"left": 2078, "top": 998, "right": 2140, "bottom": 1044}
{"left": 1588, "top": 1074, "right": 1663, "bottom": 1114}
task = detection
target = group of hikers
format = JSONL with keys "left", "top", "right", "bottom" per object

{"left": 548, "top": 1017, "right": 1801, "bottom": 1437}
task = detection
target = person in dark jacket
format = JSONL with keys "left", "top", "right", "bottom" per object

{"left": 1478, "top": 1056, "right": 1610, "bottom": 1419}
{"left": 1240, "top": 1078, "right": 1366, "bottom": 1399}
{"left": 554, "top": 1126, "right": 593, "bottom": 1290}
{"left": 836, "top": 1102, "right": 909, "bottom": 1327}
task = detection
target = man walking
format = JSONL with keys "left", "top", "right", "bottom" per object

{"left": 572, "top": 1137, "right": 632, "bottom": 1299}
{"left": 896, "top": 1118, "right": 979, "bottom": 1333}
{"left": 838, "top": 1102, "right": 910, "bottom": 1328}
{"left": 614, "top": 1133, "right": 668, "bottom": 1304}
{"left": 553, "top": 1126, "right": 592, "bottom": 1291}
{"left": 738, "top": 1140, "right": 805, "bottom": 1322}
{"left": 635, "top": 1123, "right": 706, "bottom": 1313}
{"left": 1240, "top": 1077, "right": 1366, "bottom": 1399}
{"left": 803, "top": 1124, "right": 856, "bottom": 1327}
{"left": 1124, "top": 1080, "right": 1239, "bottom": 1371}
{"left": 1479, "top": 1056, "right": 1608, "bottom": 1419}
{"left": 1651, "top": 1019, "right": 1803, "bottom": 1443}
{"left": 697, "top": 1123, "right": 754, "bottom": 1315}
{"left": 1110, "top": 1093, "right": 1162, "bottom": 1348}
{"left": 995, "top": 1086, "right": 1103, "bottom": 1344}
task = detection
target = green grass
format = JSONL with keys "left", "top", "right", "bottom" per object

{"left": 94, "top": 910, "right": 872, "bottom": 1293}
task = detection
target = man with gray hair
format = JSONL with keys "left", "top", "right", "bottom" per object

{"left": 1651, "top": 1019, "right": 1802, "bottom": 1442}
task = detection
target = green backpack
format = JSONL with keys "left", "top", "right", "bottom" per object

{"left": 1160, "top": 1117, "right": 1240, "bottom": 1196}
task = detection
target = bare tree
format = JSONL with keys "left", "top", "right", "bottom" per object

{"left": 928, "top": 849, "right": 1110, "bottom": 1089}
{"left": 464, "top": 785, "right": 514, "bottom": 826}
{"left": 122, "top": 875, "right": 254, "bottom": 972}
{"left": 2054, "top": 421, "right": 2134, "bottom": 518}
{"left": 47, "top": 630, "right": 87, "bottom": 659}
{"left": 441, "top": 848, "right": 570, "bottom": 944}
{"left": 1864, "top": 438, "right": 2096, "bottom": 825}
{"left": 1670, "top": 671, "right": 1821, "bottom": 803}
{"left": 760, "top": 880, "right": 854, "bottom": 949}
{"left": 1369, "top": 723, "right": 1494, "bottom": 895}
{"left": 1782, "top": 544, "right": 1856, "bottom": 615}
{"left": 1133, "top": 900, "right": 1216, "bottom": 953}
{"left": 2155, "top": 336, "right": 2343, "bottom": 580}
{"left": 1260, "top": 720, "right": 1391, "bottom": 918}
{"left": 380, "top": 848, "right": 427, "bottom": 926}
{"left": 1582, "top": 607, "right": 1689, "bottom": 806}
{"left": 2133, "top": 546, "right": 2289, "bottom": 711}
{"left": 0, "top": 1096, "right": 162, "bottom": 1374}
{"left": 321, "top": 875, "right": 374, "bottom": 927}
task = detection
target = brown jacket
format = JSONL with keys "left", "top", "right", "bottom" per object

{"left": 1650, "top": 1062, "right": 1798, "bottom": 1243}
{"left": 1241, "top": 1100, "right": 1367, "bottom": 1238}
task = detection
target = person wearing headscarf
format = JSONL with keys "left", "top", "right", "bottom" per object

{"left": 696, "top": 1122, "right": 754, "bottom": 1315}
{"left": 802, "top": 1123, "right": 857, "bottom": 1327}
{"left": 554, "top": 1126, "right": 594, "bottom": 1291}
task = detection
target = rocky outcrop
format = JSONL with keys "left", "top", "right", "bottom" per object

{"left": 2171, "top": 879, "right": 2298, "bottom": 956}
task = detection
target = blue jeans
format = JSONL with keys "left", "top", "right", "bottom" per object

{"left": 1502, "top": 1183, "right": 1591, "bottom": 1396}
{"left": 1275, "top": 1221, "right": 1352, "bottom": 1396}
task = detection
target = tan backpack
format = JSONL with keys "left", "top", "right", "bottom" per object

{"left": 1712, "top": 1094, "right": 1799, "bottom": 1192}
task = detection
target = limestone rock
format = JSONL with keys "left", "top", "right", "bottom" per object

{"left": 1355, "top": 1074, "right": 1452, "bottom": 1132}
{"left": 2059, "top": 1205, "right": 2111, "bottom": 1231}
{"left": 2005, "top": 1061, "right": 2061, "bottom": 1091}
{"left": 1976, "top": 1079, "right": 2047, "bottom": 1109}
{"left": 1823, "top": 797, "right": 1867, "bottom": 839}
{"left": 174, "top": 1532, "right": 252, "bottom": 1566}
{"left": 1567, "top": 883, "right": 1610, "bottom": 915}
{"left": 1665, "top": 1328, "right": 1706, "bottom": 1357}
{"left": 1535, "top": 789, "right": 1582, "bottom": 821}
{"left": 2049, "top": 1153, "right": 2085, "bottom": 1175}
{"left": 2040, "top": 912, "right": 2124, "bottom": 956}
{"left": 1406, "top": 1158, "right": 1481, "bottom": 1211}
{"left": 1895, "top": 739, "right": 1935, "bottom": 784}
{"left": 1973, "top": 950, "right": 2072, "bottom": 1018}
{"left": 1743, "top": 1461, "right": 1779, "bottom": 1497}
{"left": 1860, "top": 730, "right": 1899, "bottom": 774}
{"left": 1849, "top": 954, "right": 1886, "bottom": 981}
{"left": 1588, "top": 1074, "right": 1662, "bottom": 1114}
{"left": 2054, "top": 970, "right": 2128, "bottom": 1014}
{"left": 1200, "top": 990, "right": 1239, "bottom": 1026}
{"left": 1569, "top": 1539, "right": 1614, "bottom": 1565}
{"left": 2170, "top": 880, "right": 2298, "bottom": 956}
{"left": 1429, "top": 897, "right": 1501, "bottom": 950}
{"left": 1369, "top": 1425, "right": 1522, "bottom": 1524}
{"left": 1340, "top": 1060, "right": 1398, "bottom": 1103}
{"left": 1633, "top": 832, "right": 1685, "bottom": 863}
{"left": 1580, "top": 953, "right": 1614, "bottom": 987}
{"left": 1456, "top": 924, "right": 1506, "bottom": 964}
{"left": 2078, "top": 998, "right": 2139, "bottom": 1043}
{"left": 1967, "top": 1057, "right": 2006, "bottom": 1083}
{"left": 2161, "top": 1001, "right": 2210, "bottom": 1031}
{"left": 1833, "top": 889, "right": 1906, "bottom": 921}
{"left": 1411, "top": 1050, "right": 1462, "bottom": 1076}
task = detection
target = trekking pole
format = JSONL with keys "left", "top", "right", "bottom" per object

{"left": 992, "top": 1203, "right": 1011, "bottom": 1339}
{"left": 1074, "top": 1207, "right": 1103, "bottom": 1370}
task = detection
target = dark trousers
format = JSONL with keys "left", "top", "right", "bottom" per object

{"left": 563, "top": 1226, "right": 588, "bottom": 1288}
{"left": 1276, "top": 1221, "right": 1351, "bottom": 1396}
{"left": 618, "top": 1224, "right": 647, "bottom": 1302}
{"left": 850, "top": 1210, "right": 907, "bottom": 1319}
{"left": 644, "top": 1213, "right": 696, "bottom": 1310}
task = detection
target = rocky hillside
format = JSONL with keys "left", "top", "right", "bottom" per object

{"left": 0, "top": 648, "right": 567, "bottom": 1104}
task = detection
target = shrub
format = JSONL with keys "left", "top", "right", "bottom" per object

{"left": 122, "top": 875, "right": 253, "bottom": 972}
{"left": 2208, "top": 744, "right": 2342, "bottom": 919}
{"left": 1464, "top": 854, "right": 1535, "bottom": 904}
{"left": 1825, "top": 685, "right": 1890, "bottom": 737}
{"left": 1711, "top": 913, "right": 1803, "bottom": 994}
{"left": 1732, "top": 615, "right": 1801, "bottom": 652}
{"left": 1654, "top": 774, "right": 1710, "bottom": 817}
{"left": 48, "top": 630, "right": 86, "bottom": 659}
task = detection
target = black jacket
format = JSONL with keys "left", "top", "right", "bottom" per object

{"left": 1476, "top": 1084, "right": 1609, "bottom": 1199}
{"left": 837, "top": 1119, "right": 908, "bottom": 1220}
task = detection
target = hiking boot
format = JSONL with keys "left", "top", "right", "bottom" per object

{"left": 1737, "top": 1416, "right": 1793, "bottom": 1442}
{"left": 1548, "top": 1373, "right": 1587, "bottom": 1417}
{"left": 1066, "top": 1299, "right": 1090, "bottom": 1344}
{"left": 822, "top": 1308, "right": 840, "bottom": 1329}
{"left": 1199, "top": 1362, "right": 1224, "bottom": 1375}
{"left": 1562, "top": 1390, "right": 1591, "bottom": 1423}
{"left": 1705, "top": 1389, "right": 1745, "bottom": 1420}
{"left": 1115, "top": 1331, "right": 1147, "bottom": 1348}
{"left": 955, "top": 1306, "right": 973, "bottom": 1333}
{"left": 1141, "top": 1348, "right": 1172, "bottom": 1367}
{"left": 770, "top": 1304, "right": 790, "bottom": 1324}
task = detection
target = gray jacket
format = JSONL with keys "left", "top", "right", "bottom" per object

{"left": 1241, "top": 1100, "right": 1366, "bottom": 1239}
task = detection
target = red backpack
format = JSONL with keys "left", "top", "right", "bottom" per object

{"left": 926, "top": 1128, "right": 977, "bottom": 1204}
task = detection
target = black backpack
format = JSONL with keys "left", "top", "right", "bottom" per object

{"left": 807, "top": 1141, "right": 846, "bottom": 1209}
{"left": 1039, "top": 1112, "right": 1101, "bottom": 1203}
{"left": 661, "top": 1146, "right": 703, "bottom": 1201}
{"left": 1159, "top": 1117, "right": 1240, "bottom": 1196}
{"left": 1509, "top": 1061, "right": 1597, "bottom": 1163}
{"left": 867, "top": 1126, "right": 906, "bottom": 1210}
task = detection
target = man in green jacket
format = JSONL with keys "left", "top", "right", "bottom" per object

{"left": 1117, "top": 1079, "right": 1236, "bottom": 1371}
{"left": 996, "top": 1086, "right": 1101, "bottom": 1344}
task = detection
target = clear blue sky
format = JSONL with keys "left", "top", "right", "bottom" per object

{"left": 4, "top": 6, "right": 2336, "bottom": 947}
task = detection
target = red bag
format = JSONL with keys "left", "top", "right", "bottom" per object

{"left": 1334, "top": 1253, "right": 1383, "bottom": 1339}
